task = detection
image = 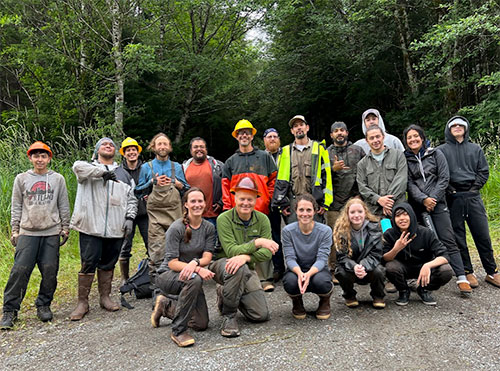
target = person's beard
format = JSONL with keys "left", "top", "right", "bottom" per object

{"left": 334, "top": 136, "right": 346, "bottom": 146}
{"left": 295, "top": 133, "right": 305, "bottom": 140}
{"left": 266, "top": 142, "right": 280, "bottom": 153}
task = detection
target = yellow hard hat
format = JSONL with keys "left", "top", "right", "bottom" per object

{"left": 120, "top": 137, "right": 142, "bottom": 156}
{"left": 232, "top": 119, "right": 257, "bottom": 139}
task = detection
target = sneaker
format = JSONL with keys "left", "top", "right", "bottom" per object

{"left": 395, "top": 290, "right": 410, "bottom": 306}
{"left": 417, "top": 287, "right": 437, "bottom": 305}
{"left": 344, "top": 297, "right": 359, "bottom": 308}
{"left": 457, "top": 281, "right": 472, "bottom": 296}
{"left": 372, "top": 298, "right": 386, "bottom": 309}
{"left": 385, "top": 281, "right": 397, "bottom": 293}
{"left": 466, "top": 273, "right": 479, "bottom": 288}
{"left": 220, "top": 315, "right": 240, "bottom": 337}
{"left": 170, "top": 331, "right": 195, "bottom": 347}
{"left": 37, "top": 306, "right": 53, "bottom": 322}
{"left": 485, "top": 273, "right": 500, "bottom": 288}
{"left": 1, "top": 311, "right": 17, "bottom": 330}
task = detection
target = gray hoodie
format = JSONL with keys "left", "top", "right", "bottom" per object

{"left": 11, "top": 170, "right": 70, "bottom": 236}
{"left": 70, "top": 160, "right": 137, "bottom": 238}
{"left": 354, "top": 109, "right": 405, "bottom": 154}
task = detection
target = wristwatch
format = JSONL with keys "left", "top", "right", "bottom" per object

{"left": 192, "top": 258, "right": 200, "bottom": 266}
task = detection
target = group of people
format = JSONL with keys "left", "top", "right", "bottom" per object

{"left": 2, "top": 108, "right": 499, "bottom": 349}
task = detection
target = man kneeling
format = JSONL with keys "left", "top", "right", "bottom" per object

{"left": 210, "top": 177, "right": 278, "bottom": 337}
{"left": 383, "top": 203, "right": 452, "bottom": 306}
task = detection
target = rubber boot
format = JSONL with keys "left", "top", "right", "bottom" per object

{"left": 70, "top": 273, "right": 94, "bottom": 321}
{"left": 316, "top": 289, "right": 333, "bottom": 320}
{"left": 97, "top": 269, "right": 120, "bottom": 312}
{"left": 119, "top": 259, "right": 130, "bottom": 287}
{"left": 289, "top": 294, "right": 306, "bottom": 319}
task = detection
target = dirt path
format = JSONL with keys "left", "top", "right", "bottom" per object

{"left": 2, "top": 273, "right": 499, "bottom": 370}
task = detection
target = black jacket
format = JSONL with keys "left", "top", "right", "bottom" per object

{"left": 437, "top": 116, "right": 489, "bottom": 193}
{"left": 405, "top": 147, "right": 449, "bottom": 207}
{"left": 121, "top": 159, "right": 147, "bottom": 216}
{"left": 327, "top": 142, "right": 365, "bottom": 211}
{"left": 336, "top": 221, "right": 383, "bottom": 272}
{"left": 383, "top": 203, "right": 449, "bottom": 267}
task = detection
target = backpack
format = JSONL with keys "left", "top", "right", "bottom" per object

{"left": 119, "top": 258, "right": 152, "bottom": 309}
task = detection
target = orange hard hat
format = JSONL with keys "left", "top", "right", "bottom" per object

{"left": 27, "top": 141, "right": 53, "bottom": 158}
{"left": 230, "top": 176, "right": 261, "bottom": 197}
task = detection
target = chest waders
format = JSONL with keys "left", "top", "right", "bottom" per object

{"left": 146, "top": 161, "right": 182, "bottom": 282}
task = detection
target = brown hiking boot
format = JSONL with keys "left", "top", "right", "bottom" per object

{"left": 70, "top": 273, "right": 94, "bottom": 321}
{"left": 220, "top": 315, "right": 240, "bottom": 337}
{"left": 316, "top": 291, "right": 332, "bottom": 320}
{"left": 119, "top": 260, "right": 130, "bottom": 287}
{"left": 485, "top": 273, "right": 500, "bottom": 288}
{"left": 171, "top": 331, "right": 195, "bottom": 347}
{"left": 466, "top": 273, "right": 479, "bottom": 288}
{"left": 385, "top": 281, "right": 397, "bottom": 293}
{"left": 344, "top": 297, "right": 359, "bottom": 308}
{"left": 290, "top": 295, "right": 306, "bottom": 319}
{"left": 372, "top": 297, "right": 386, "bottom": 309}
{"left": 151, "top": 294, "right": 168, "bottom": 328}
{"left": 457, "top": 281, "right": 472, "bottom": 296}
{"left": 97, "top": 269, "right": 120, "bottom": 312}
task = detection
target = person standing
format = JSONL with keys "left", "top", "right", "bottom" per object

{"left": 222, "top": 120, "right": 277, "bottom": 291}
{"left": 272, "top": 115, "right": 333, "bottom": 224}
{"left": 210, "top": 177, "right": 278, "bottom": 337}
{"left": 135, "top": 133, "right": 189, "bottom": 286}
{"left": 263, "top": 128, "right": 285, "bottom": 281}
{"left": 326, "top": 121, "right": 365, "bottom": 282}
{"left": 1, "top": 142, "right": 70, "bottom": 330}
{"left": 334, "top": 198, "right": 385, "bottom": 309}
{"left": 151, "top": 188, "right": 215, "bottom": 347}
{"left": 357, "top": 126, "right": 407, "bottom": 217}
{"left": 182, "top": 137, "right": 224, "bottom": 226}
{"left": 354, "top": 108, "right": 404, "bottom": 154}
{"left": 118, "top": 137, "right": 149, "bottom": 285}
{"left": 282, "top": 194, "right": 334, "bottom": 320}
{"left": 437, "top": 116, "right": 500, "bottom": 288}
{"left": 70, "top": 138, "right": 137, "bottom": 321}
{"left": 403, "top": 125, "right": 472, "bottom": 296}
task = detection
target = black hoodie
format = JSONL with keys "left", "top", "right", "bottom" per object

{"left": 383, "top": 203, "right": 448, "bottom": 267}
{"left": 121, "top": 158, "right": 147, "bottom": 216}
{"left": 436, "top": 116, "right": 489, "bottom": 193}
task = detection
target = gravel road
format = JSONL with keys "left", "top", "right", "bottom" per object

{"left": 2, "top": 271, "right": 499, "bottom": 370}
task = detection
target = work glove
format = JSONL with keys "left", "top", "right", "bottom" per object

{"left": 123, "top": 219, "right": 134, "bottom": 237}
{"left": 102, "top": 171, "right": 117, "bottom": 182}
{"left": 60, "top": 230, "right": 69, "bottom": 246}
{"left": 10, "top": 232, "right": 19, "bottom": 247}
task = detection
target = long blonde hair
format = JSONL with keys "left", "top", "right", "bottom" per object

{"left": 333, "top": 198, "right": 379, "bottom": 257}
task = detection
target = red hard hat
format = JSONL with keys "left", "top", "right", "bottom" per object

{"left": 230, "top": 176, "right": 261, "bottom": 197}
{"left": 27, "top": 141, "right": 53, "bottom": 158}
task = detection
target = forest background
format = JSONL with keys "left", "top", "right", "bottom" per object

{"left": 0, "top": 0, "right": 499, "bottom": 309}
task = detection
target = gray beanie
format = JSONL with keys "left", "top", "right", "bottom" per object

{"left": 93, "top": 137, "right": 116, "bottom": 160}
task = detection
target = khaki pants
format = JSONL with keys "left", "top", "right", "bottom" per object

{"left": 325, "top": 210, "right": 340, "bottom": 271}
{"left": 255, "top": 260, "right": 274, "bottom": 287}
{"left": 209, "top": 259, "right": 269, "bottom": 322}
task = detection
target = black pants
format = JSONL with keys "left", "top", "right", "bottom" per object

{"left": 119, "top": 214, "right": 149, "bottom": 260}
{"left": 157, "top": 270, "right": 209, "bottom": 336}
{"left": 283, "top": 269, "right": 332, "bottom": 296}
{"left": 413, "top": 201, "right": 466, "bottom": 277}
{"left": 79, "top": 233, "right": 122, "bottom": 273}
{"left": 385, "top": 260, "right": 453, "bottom": 291}
{"left": 334, "top": 265, "right": 385, "bottom": 299}
{"left": 447, "top": 192, "right": 497, "bottom": 275}
{"left": 268, "top": 209, "right": 285, "bottom": 275}
{"left": 3, "top": 235, "right": 60, "bottom": 312}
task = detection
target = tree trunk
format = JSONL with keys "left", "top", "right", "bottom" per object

{"left": 394, "top": 1, "right": 418, "bottom": 96}
{"left": 110, "top": 0, "right": 124, "bottom": 136}
{"left": 174, "top": 87, "right": 195, "bottom": 144}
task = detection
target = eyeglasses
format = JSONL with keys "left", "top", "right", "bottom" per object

{"left": 265, "top": 135, "right": 279, "bottom": 139}
{"left": 450, "top": 124, "right": 464, "bottom": 128}
{"left": 237, "top": 130, "right": 253, "bottom": 136}
{"left": 192, "top": 145, "right": 206, "bottom": 150}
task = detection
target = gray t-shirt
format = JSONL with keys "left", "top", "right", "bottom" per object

{"left": 282, "top": 222, "right": 332, "bottom": 272}
{"left": 158, "top": 218, "right": 215, "bottom": 273}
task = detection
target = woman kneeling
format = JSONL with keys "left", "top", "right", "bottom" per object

{"left": 282, "top": 194, "right": 333, "bottom": 320}
{"left": 334, "top": 198, "right": 385, "bottom": 309}
{"left": 152, "top": 188, "right": 215, "bottom": 347}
